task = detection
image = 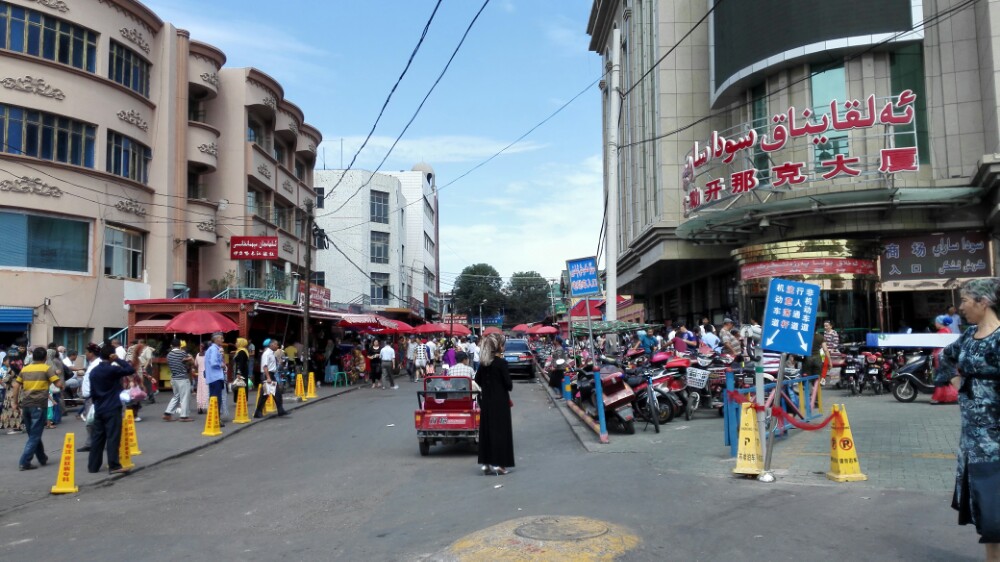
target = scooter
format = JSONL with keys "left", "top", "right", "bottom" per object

{"left": 572, "top": 358, "right": 637, "bottom": 434}
{"left": 858, "top": 351, "right": 885, "bottom": 395}
{"left": 891, "top": 350, "right": 936, "bottom": 402}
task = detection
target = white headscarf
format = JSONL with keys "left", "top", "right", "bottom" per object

{"left": 479, "top": 333, "right": 506, "bottom": 367}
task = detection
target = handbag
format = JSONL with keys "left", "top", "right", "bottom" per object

{"left": 234, "top": 376, "right": 247, "bottom": 388}
{"left": 967, "top": 461, "right": 1000, "bottom": 542}
{"left": 129, "top": 385, "right": 148, "bottom": 402}
{"left": 264, "top": 381, "right": 277, "bottom": 396}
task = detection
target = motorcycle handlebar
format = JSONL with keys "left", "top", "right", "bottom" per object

{"left": 599, "top": 355, "right": 620, "bottom": 366}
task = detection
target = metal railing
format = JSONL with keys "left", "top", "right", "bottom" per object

{"left": 213, "top": 287, "right": 283, "bottom": 301}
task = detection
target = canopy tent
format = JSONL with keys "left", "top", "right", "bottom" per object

{"left": 511, "top": 324, "right": 531, "bottom": 332}
{"left": 570, "top": 321, "right": 662, "bottom": 337}
{"left": 483, "top": 326, "right": 503, "bottom": 335}
{"left": 527, "top": 325, "right": 558, "bottom": 335}
{"left": 444, "top": 323, "right": 472, "bottom": 337}
{"left": 414, "top": 322, "right": 448, "bottom": 334}
{"left": 164, "top": 310, "right": 239, "bottom": 335}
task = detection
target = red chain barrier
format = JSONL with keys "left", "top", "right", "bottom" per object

{"left": 726, "top": 390, "right": 840, "bottom": 431}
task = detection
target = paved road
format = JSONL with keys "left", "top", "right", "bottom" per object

{"left": 0, "top": 377, "right": 981, "bottom": 561}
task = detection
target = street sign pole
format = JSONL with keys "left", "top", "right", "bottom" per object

{"left": 758, "top": 352, "right": 786, "bottom": 483}
{"left": 566, "top": 256, "right": 608, "bottom": 443}
{"left": 585, "top": 296, "right": 608, "bottom": 442}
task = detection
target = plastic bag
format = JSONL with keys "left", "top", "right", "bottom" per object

{"left": 931, "top": 385, "right": 958, "bottom": 404}
{"left": 129, "top": 385, "right": 147, "bottom": 402}
{"left": 119, "top": 389, "right": 132, "bottom": 405}
{"left": 85, "top": 404, "right": 95, "bottom": 425}
{"left": 264, "top": 381, "right": 277, "bottom": 396}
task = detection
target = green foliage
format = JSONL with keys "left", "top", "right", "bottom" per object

{"left": 503, "top": 271, "right": 551, "bottom": 325}
{"left": 452, "top": 264, "right": 504, "bottom": 316}
{"left": 207, "top": 269, "right": 238, "bottom": 294}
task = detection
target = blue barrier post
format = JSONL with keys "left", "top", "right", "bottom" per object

{"left": 562, "top": 373, "right": 572, "bottom": 401}
{"left": 724, "top": 369, "right": 735, "bottom": 450}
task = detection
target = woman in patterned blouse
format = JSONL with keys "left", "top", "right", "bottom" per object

{"left": 935, "top": 278, "right": 1000, "bottom": 556}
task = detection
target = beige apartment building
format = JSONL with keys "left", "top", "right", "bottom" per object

{"left": 0, "top": 0, "right": 321, "bottom": 350}
{"left": 588, "top": 0, "right": 999, "bottom": 336}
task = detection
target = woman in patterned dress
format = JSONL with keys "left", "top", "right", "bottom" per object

{"left": 0, "top": 351, "right": 23, "bottom": 433}
{"left": 935, "top": 277, "right": 1000, "bottom": 557}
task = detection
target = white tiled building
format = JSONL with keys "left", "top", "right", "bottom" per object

{"left": 386, "top": 164, "right": 441, "bottom": 319}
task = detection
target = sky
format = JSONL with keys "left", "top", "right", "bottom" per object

{"left": 146, "top": 0, "right": 605, "bottom": 291}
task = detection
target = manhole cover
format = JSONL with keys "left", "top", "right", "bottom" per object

{"left": 514, "top": 517, "right": 609, "bottom": 541}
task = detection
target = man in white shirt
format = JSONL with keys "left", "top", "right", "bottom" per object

{"left": 253, "top": 339, "right": 289, "bottom": 418}
{"left": 379, "top": 343, "right": 397, "bottom": 390}
{"left": 406, "top": 336, "right": 419, "bottom": 382}
{"left": 76, "top": 343, "right": 102, "bottom": 452}
{"left": 112, "top": 339, "right": 127, "bottom": 361}
{"left": 425, "top": 339, "right": 438, "bottom": 372}
{"left": 467, "top": 338, "right": 481, "bottom": 371}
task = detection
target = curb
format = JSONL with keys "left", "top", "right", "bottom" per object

{"left": 534, "top": 369, "right": 597, "bottom": 450}
{"left": 0, "top": 384, "right": 361, "bottom": 515}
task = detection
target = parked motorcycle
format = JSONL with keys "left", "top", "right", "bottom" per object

{"left": 572, "top": 358, "right": 637, "bottom": 434}
{"left": 858, "top": 351, "right": 885, "bottom": 395}
{"left": 891, "top": 350, "right": 936, "bottom": 402}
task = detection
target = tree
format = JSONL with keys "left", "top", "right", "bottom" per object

{"left": 453, "top": 264, "right": 504, "bottom": 319}
{"left": 503, "top": 271, "right": 551, "bottom": 325}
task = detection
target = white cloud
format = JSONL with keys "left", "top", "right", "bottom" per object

{"left": 545, "top": 16, "right": 590, "bottom": 56}
{"left": 438, "top": 154, "right": 604, "bottom": 283}
{"left": 316, "top": 135, "right": 546, "bottom": 169}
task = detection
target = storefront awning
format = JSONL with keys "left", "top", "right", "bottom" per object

{"left": 0, "top": 307, "right": 33, "bottom": 324}
{"left": 133, "top": 319, "right": 171, "bottom": 334}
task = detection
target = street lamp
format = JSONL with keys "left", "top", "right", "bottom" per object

{"left": 479, "top": 299, "right": 486, "bottom": 336}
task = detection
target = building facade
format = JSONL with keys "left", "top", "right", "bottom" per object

{"left": 588, "top": 0, "right": 998, "bottom": 337}
{"left": 386, "top": 165, "right": 441, "bottom": 320}
{"left": 313, "top": 169, "right": 412, "bottom": 316}
{"left": 0, "top": 0, "right": 321, "bottom": 350}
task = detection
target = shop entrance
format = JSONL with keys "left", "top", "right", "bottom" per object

{"left": 883, "top": 290, "right": 956, "bottom": 334}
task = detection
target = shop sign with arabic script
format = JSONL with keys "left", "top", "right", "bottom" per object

{"left": 880, "top": 232, "right": 990, "bottom": 281}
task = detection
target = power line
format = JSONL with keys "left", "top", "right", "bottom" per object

{"left": 320, "top": 0, "right": 443, "bottom": 202}
{"left": 319, "top": 0, "right": 491, "bottom": 220}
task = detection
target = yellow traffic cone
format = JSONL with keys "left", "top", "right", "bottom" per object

{"left": 254, "top": 382, "right": 263, "bottom": 412}
{"left": 233, "top": 387, "right": 251, "bottom": 424}
{"left": 201, "top": 396, "right": 223, "bottom": 436}
{"left": 118, "top": 421, "right": 135, "bottom": 470}
{"left": 124, "top": 409, "right": 142, "bottom": 456}
{"left": 50, "top": 432, "right": 79, "bottom": 494}
{"left": 295, "top": 373, "right": 305, "bottom": 399}
{"left": 826, "top": 404, "right": 867, "bottom": 482}
{"left": 306, "top": 371, "right": 317, "bottom": 399}
{"left": 733, "top": 403, "right": 764, "bottom": 475}
{"left": 264, "top": 390, "right": 277, "bottom": 414}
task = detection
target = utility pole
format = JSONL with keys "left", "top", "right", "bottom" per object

{"left": 605, "top": 27, "right": 621, "bottom": 322}
{"left": 302, "top": 198, "right": 314, "bottom": 375}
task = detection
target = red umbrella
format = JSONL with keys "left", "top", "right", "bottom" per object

{"left": 483, "top": 326, "right": 503, "bottom": 335}
{"left": 338, "top": 314, "right": 383, "bottom": 329}
{"left": 378, "top": 318, "right": 414, "bottom": 334}
{"left": 414, "top": 322, "right": 447, "bottom": 334}
{"left": 511, "top": 324, "right": 530, "bottom": 332}
{"left": 445, "top": 324, "right": 472, "bottom": 337}
{"left": 534, "top": 325, "right": 558, "bottom": 335}
{"left": 164, "top": 310, "right": 238, "bottom": 335}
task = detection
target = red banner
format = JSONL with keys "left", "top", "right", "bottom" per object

{"left": 230, "top": 236, "right": 278, "bottom": 260}
{"left": 298, "top": 281, "right": 330, "bottom": 309}
{"left": 740, "top": 258, "right": 877, "bottom": 280}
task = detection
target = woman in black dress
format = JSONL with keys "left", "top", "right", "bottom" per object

{"left": 475, "top": 333, "right": 514, "bottom": 475}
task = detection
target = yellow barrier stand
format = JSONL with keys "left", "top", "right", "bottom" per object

{"left": 201, "top": 396, "right": 222, "bottom": 436}
{"left": 295, "top": 373, "right": 305, "bottom": 400}
{"left": 733, "top": 403, "right": 764, "bottom": 475}
{"left": 305, "top": 371, "right": 317, "bottom": 399}
{"left": 233, "top": 387, "right": 251, "bottom": 424}
{"left": 124, "top": 409, "right": 142, "bottom": 456}
{"left": 265, "top": 392, "right": 277, "bottom": 414}
{"left": 118, "top": 422, "right": 135, "bottom": 470}
{"left": 50, "top": 433, "right": 78, "bottom": 494}
{"left": 826, "top": 404, "right": 867, "bottom": 482}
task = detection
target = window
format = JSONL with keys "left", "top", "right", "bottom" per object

{"left": 0, "top": 2, "right": 97, "bottom": 72}
{"left": 247, "top": 117, "right": 265, "bottom": 148}
{"left": 188, "top": 99, "right": 205, "bottom": 123}
{"left": 246, "top": 189, "right": 259, "bottom": 217}
{"left": 294, "top": 158, "right": 306, "bottom": 181}
{"left": 272, "top": 141, "right": 287, "bottom": 166}
{"left": 0, "top": 103, "right": 95, "bottom": 167}
{"left": 423, "top": 233, "right": 435, "bottom": 253}
{"left": 108, "top": 40, "right": 151, "bottom": 97}
{"left": 0, "top": 211, "right": 89, "bottom": 273}
{"left": 53, "top": 327, "right": 92, "bottom": 355}
{"left": 750, "top": 83, "right": 769, "bottom": 182}
{"left": 890, "top": 44, "right": 929, "bottom": 164}
{"left": 310, "top": 271, "right": 325, "bottom": 287}
{"left": 315, "top": 187, "right": 325, "bottom": 209}
{"left": 370, "top": 272, "right": 390, "bottom": 306}
{"left": 810, "top": 64, "right": 848, "bottom": 173}
{"left": 106, "top": 131, "right": 151, "bottom": 184}
{"left": 371, "top": 231, "right": 389, "bottom": 264}
{"left": 423, "top": 198, "right": 435, "bottom": 221}
{"left": 370, "top": 190, "right": 389, "bottom": 223}
{"left": 187, "top": 171, "right": 203, "bottom": 199}
{"left": 424, "top": 267, "right": 435, "bottom": 289}
{"left": 104, "top": 226, "right": 143, "bottom": 279}
{"left": 273, "top": 203, "right": 291, "bottom": 231}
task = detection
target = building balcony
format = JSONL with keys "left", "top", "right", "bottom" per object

{"left": 184, "top": 199, "right": 218, "bottom": 245}
{"left": 187, "top": 121, "right": 220, "bottom": 172}
{"left": 187, "top": 41, "right": 225, "bottom": 100}
{"left": 247, "top": 142, "right": 276, "bottom": 189}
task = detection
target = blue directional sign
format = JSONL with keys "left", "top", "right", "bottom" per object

{"left": 566, "top": 256, "right": 601, "bottom": 298}
{"left": 761, "top": 278, "right": 821, "bottom": 355}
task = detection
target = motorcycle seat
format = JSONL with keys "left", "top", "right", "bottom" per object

{"left": 625, "top": 375, "right": 644, "bottom": 388}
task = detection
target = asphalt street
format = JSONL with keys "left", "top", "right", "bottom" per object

{"left": 0, "top": 376, "right": 983, "bottom": 561}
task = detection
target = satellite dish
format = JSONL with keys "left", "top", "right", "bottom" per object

{"left": 218, "top": 199, "right": 229, "bottom": 210}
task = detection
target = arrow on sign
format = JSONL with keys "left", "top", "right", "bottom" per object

{"left": 766, "top": 331, "right": 779, "bottom": 347}
{"left": 797, "top": 331, "right": 808, "bottom": 351}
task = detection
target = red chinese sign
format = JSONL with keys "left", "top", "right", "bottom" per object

{"left": 230, "top": 236, "right": 278, "bottom": 260}
{"left": 741, "top": 258, "right": 877, "bottom": 281}
{"left": 682, "top": 90, "right": 919, "bottom": 216}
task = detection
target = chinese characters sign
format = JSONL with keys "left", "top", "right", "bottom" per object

{"left": 230, "top": 236, "right": 278, "bottom": 260}
{"left": 741, "top": 258, "right": 877, "bottom": 281}
{"left": 880, "top": 232, "right": 990, "bottom": 281}
{"left": 761, "top": 279, "right": 821, "bottom": 355}
{"left": 566, "top": 256, "right": 601, "bottom": 298}
{"left": 682, "top": 90, "right": 919, "bottom": 216}
{"left": 297, "top": 281, "right": 331, "bottom": 309}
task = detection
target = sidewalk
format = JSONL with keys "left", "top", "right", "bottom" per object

{"left": 0, "top": 382, "right": 358, "bottom": 514}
